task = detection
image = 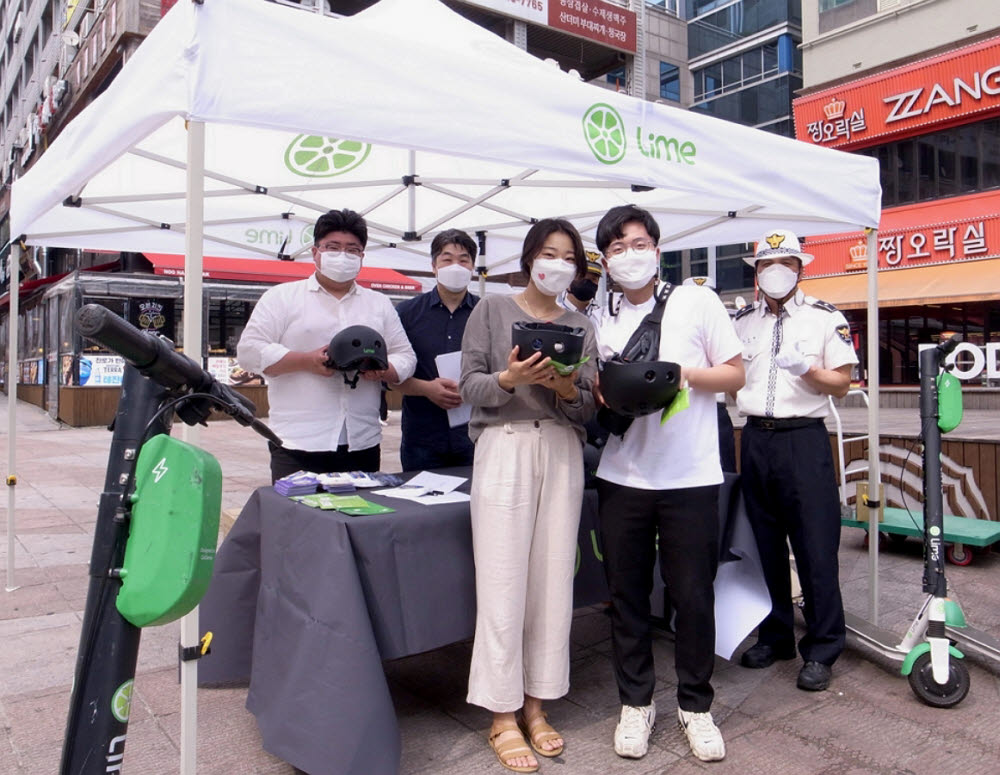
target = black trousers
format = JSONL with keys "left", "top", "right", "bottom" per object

{"left": 268, "top": 442, "right": 380, "bottom": 484}
{"left": 740, "top": 421, "right": 845, "bottom": 665}
{"left": 597, "top": 480, "right": 720, "bottom": 712}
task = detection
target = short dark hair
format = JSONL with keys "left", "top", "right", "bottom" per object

{"left": 595, "top": 205, "right": 660, "bottom": 254}
{"left": 430, "top": 229, "right": 478, "bottom": 264}
{"left": 314, "top": 208, "right": 368, "bottom": 248}
{"left": 520, "top": 218, "right": 587, "bottom": 279}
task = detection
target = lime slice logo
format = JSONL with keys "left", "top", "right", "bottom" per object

{"left": 582, "top": 103, "right": 626, "bottom": 165}
{"left": 284, "top": 135, "right": 371, "bottom": 178}
{"left": 111, "top": 679, "right": 134, "bottom": 723}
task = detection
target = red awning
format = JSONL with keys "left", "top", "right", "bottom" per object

{"left": 143, "top": 253, "right": 421, "bottom": 293}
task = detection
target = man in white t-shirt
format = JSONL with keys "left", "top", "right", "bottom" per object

{"left": 593, "top": 206, "right": 744, "bottom": 764}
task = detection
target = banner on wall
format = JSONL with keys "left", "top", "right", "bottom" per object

{"left": 206, "top": 356, "right": 265, "bottom": 386}
{"left": 79, "top": 354, "right": 125, "bottom": 386}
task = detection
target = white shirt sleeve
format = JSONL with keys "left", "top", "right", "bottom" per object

{"left": 236, "top": 285, "right": 291, "bottom": 374}
{"left": 701, "top": 291, "right": 743, "bottom": 366}
{"left": 380, "top": 297, "right": 417, "bottom": 384}
{"left": 823, "top": 310, "right": 860, "bottom": 370}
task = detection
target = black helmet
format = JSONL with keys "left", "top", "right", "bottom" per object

{"left": 326, "top": 325, "right": 388, "bottom": 382}
{"left": 599, "top": 359, "right": 681, "bottom": 417}
{"left": 511, "top": 321, "right": 585, "bottom": 365}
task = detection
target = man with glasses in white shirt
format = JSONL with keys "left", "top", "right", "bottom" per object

{"left": 593, "top": 205, "right": 744, "bottom": 764}
{"left": 237, "top": 208, "right": 416, "bottom": 482}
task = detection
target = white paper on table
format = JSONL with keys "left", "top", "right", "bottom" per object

{"left": 405, "top": 470, "right": 467, "bottom": 493}
{"left": 434, "top": 351, "right": 471, "bottom": 428}
{"left": 373, "top": 486, "right": 470, "bottom": 506}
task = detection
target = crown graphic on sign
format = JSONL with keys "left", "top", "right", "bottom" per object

{"left": 823, "top": 97, "right": 846, "bottom": 120}
{"left": 849, "top": 241, "right": 867, "bottom": 261}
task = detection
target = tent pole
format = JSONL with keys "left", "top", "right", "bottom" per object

{"left": 865, "top": 227, "right": 880, "bottom": 624}
{"left": 5, "top": 241, "right": 21, "bottom": 592}
{"left": 179, "top": 119, "right": 205, "bottom": 775}
{"left": 407, "top": 149, "right": 416, "bottom": 243}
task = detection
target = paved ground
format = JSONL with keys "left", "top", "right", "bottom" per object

{"left": 2, "top": 399, "right": 999, "bottom": 774}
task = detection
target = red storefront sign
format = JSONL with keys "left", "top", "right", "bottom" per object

{"left": 793, "top": 36, "right": 1000, "bottom": 150}
{"left": 803, "top": 191, "right": 1000, "bottom": 276}
{"left": 548, "top": 0, "right": 637, "bottom": 54}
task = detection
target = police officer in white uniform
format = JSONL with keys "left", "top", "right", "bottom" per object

{"left": 733, "top": 229, "right": 858, "bottom": 692}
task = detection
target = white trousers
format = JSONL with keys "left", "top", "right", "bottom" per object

{"left": 466, "top": 420, "right": 584, "bottom": 712}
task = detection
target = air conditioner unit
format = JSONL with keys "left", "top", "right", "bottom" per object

{"left": 878, "top": 0, "right": 903, "bottom": 10}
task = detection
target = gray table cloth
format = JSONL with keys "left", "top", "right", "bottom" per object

{"left": 199, "top": 471, "right": 758, "bottom": 775}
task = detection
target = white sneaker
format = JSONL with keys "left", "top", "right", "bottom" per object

{"left": 614, "top": 701, "right": 656, "bottom": 759}
{"left": 677, "top": 708, "right": 726, "bottom": 762}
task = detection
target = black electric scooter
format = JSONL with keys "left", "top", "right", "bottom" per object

{"left": 59, "top": 304, "right": 281, "bottom": 774}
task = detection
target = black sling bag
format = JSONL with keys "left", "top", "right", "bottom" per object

{"left": 597, "top": 283, "right": 676, "bottom": 437}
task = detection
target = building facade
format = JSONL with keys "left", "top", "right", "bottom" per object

{"left": 795, "top": 0, "right": 1000, "bottom": 389}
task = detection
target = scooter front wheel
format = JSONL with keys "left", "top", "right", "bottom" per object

{"left": 907, "top": 651, "right": 970, "bottom": 708}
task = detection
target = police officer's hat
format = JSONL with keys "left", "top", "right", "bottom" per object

{"left": 744, "top": 229, "right": 814, "bottom": 267}
{"left": 584, "top": 253, "right": 603, "bottom": 278}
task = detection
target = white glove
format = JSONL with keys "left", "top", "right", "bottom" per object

{"left": 774, "top": 340, "right": 811, "bottom": 377}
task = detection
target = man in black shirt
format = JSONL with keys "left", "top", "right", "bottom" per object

{"left": 393, "top": 229, "right": 480, "bottom": 471}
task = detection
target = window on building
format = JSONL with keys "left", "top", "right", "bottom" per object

{"left": 660, "top": 250, "right": 683, "bottom": 285}
{"left": 819, "top": 0, "right": 856, "bottom": 11}
{"left": 606, "top": 65, "right": 626, "bottom": 90}
{"left": 659, "top": 62, "right": 680, "bottom": 101}
{"left": 858, "top": 119, "right": 1000, "bottom": 208}
{"left": 648, "top": 0, "right": 680, "bottom": 15}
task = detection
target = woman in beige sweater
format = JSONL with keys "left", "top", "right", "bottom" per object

{"left": 460, "top": 218, "right": 597, "bottom": 773}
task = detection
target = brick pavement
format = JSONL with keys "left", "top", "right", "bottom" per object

{"left": 2, "top": 399, "right": 999, "bottom": 774}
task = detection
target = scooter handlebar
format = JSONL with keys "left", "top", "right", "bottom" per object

{"left": 76, "top": 303, "right": 208, "bottom": 392}
{"left": 936, "top": 334, "right": 962, "bottom": 356}
{"left": 76, "top": 304, "right": 283, "bottom": 446}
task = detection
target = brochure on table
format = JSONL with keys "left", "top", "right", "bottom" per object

{"left": 375, "top": 471, "right": 471, "bottom": 505}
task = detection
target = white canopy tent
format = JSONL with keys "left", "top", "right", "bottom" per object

{"left": 7, "top": 0, "right": 884, "bottom": 770}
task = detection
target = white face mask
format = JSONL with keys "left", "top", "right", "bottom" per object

{"left": 436, "top": 263, "right": 473, "bottom": 293}
{"left": 608, "top": 248, "right": 658, "bottom": 290}
{"left": 530, "top": 258, "right": 577, "bottom": 297}
{"left": 757, "top": 263, "right": 799, "bottom": 299}
{"left": 319, "top": 251, "right": 362, "bottom": 283}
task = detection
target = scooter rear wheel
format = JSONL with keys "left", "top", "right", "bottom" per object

{"left": 907, "top": 651, "right": 970, "bottom": 708}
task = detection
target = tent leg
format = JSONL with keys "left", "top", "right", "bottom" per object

{"left": 179, "top": 119, "right": 206, "bottom": 775}
{"left": 5, "top": 241, "right": 21, "bottom": 592}
{"left": 865, "top": 228, "right": 881, "bottom": 624}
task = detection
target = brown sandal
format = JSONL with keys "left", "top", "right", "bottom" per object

{"left": 488, "top": 724, "right": 539, "bottom": 773}
{"left": 519, "top": 711, "right": 565, "bottom": 758}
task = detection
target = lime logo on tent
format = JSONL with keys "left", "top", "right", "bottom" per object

{"left": 284, "top": 135, "right": 371, "bottom": 178}
{"left": 582, "top": 103, "right": 626, "bottom": 165}
{"left": 111, "top": 679, "right": 134, "bottom": 723}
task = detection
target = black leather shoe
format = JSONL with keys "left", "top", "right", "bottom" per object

{"left": 796, "top": 661, "right": 832, "bottom": 691}
{"left": 739, "top": 643, "right": 796, "bottom": 669}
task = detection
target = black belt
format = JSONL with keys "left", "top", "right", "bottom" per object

{"left": 746, "top": 416, "right": 823, "bottom": 431}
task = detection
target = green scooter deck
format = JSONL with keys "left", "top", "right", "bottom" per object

{"left": 842, "top": 507, "right": 1000, "bottom": 547}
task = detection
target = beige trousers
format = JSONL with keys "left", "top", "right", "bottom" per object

{"left": 466, "top": 419, "right": 584, "bottom": 713}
